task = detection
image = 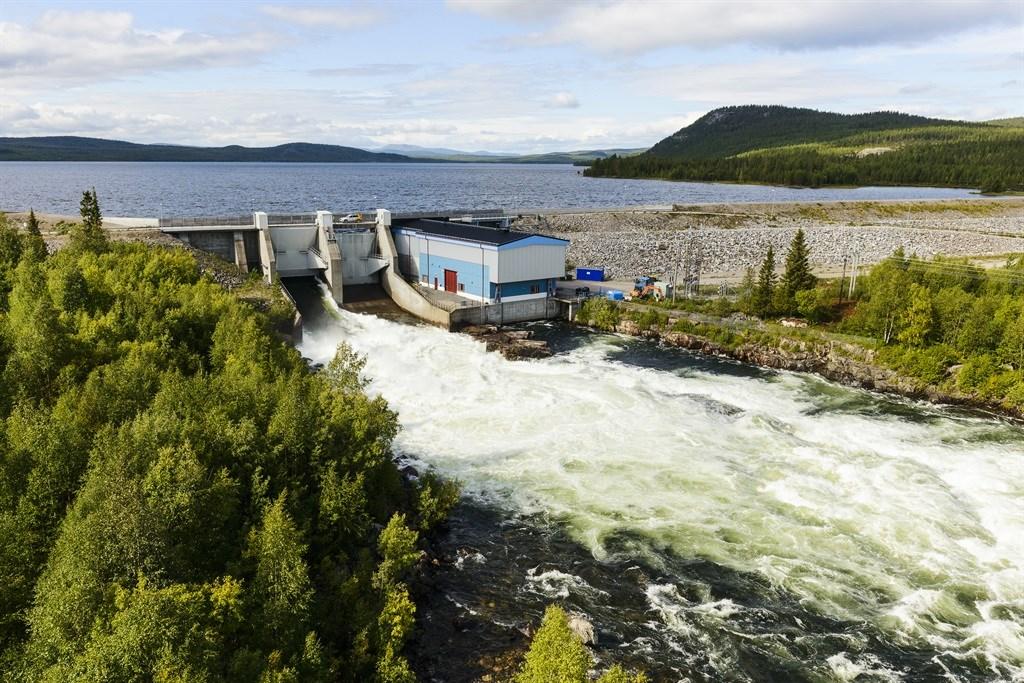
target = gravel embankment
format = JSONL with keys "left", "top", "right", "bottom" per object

{"left": 515, "top": 202, "right": 1024, "bottom": 279}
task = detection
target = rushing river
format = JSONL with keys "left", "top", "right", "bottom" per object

{"left": 294, "top": 285, "right": 1024, "bottom": 682}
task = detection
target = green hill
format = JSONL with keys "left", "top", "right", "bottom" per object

{"left": 987, "top": 116, "right": 1024, "bottom": 128}
{"left": 647, "top": 105, "right": 964, "bottom": 159}
{"left": 587, "top": 105, "right": 1024, "bottom": 191}
{"left": 0, "top": 136, "right": 416, "bottom": 162}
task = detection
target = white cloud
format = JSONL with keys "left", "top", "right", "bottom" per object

{"left": 0, "top": 11, "right": 275, "bottom": 85}
{"left": 260, "top": 4, "right": 386, "bottom": 30}
{"left": 544, "top": 92, "right": 580, "bottom": 109}
{"left": 446, "top": 0, "right": 558, "bottom": 22}
{"left": 452, "top": 0, "right": 1021, "bottom": 53}
{"left": 309, "top": 63, "right": 418, "bottom": 77}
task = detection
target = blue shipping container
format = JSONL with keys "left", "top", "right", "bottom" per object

{"left": 576, "top": 267, "right": 605, "bottom": 281}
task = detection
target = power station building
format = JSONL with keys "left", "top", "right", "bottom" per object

{"left": 392, "top": 219, "right": 568, "bottom": 304}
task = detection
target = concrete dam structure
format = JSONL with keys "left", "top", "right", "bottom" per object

{"left": 159, "top": 209, "right": 569, "bottom": 329}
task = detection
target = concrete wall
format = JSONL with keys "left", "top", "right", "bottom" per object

{"left": 187, "top": 231, "right": 234, "bottom": 262}
{"left": 338, "top": 231, "right": 383, "bottom": 285}
{"left": 450, "top": 297, "right": 560, "bottom": 327}
{"left": 315, "top": 211, "right": 344, "bottom": 304}
{"left": 256, "top": 212, "right": 276, "bottom": 284}
{"left": 244, "top": 232, "right": 260, "bottom": 268}
{"left": 272, "top": 225, "right": 319, "bottom": 275}
{"left": 393, "top": 229, "right": 421, "bottom": 280}
{"left": 376, "top": 210, "right": 452, "bottom": 328}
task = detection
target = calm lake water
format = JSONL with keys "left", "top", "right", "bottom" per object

{"left": 0, "top": 162, "right": 981, "bottom": 217}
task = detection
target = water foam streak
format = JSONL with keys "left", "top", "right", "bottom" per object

{"left": 299, "top": 297, "right": 1024, "bottom": 679}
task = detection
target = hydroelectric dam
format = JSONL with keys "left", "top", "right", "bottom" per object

{"left": 159, "top": 208, "right": 570, "bottom": 330}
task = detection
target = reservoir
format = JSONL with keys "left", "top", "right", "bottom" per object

{"left": 0, "top": 162, "right": 982, "bottom": 217}
{"left": 291, "top": 281, "right": 1024, "bottom": 682}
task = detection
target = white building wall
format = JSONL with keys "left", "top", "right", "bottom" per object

{"left": 421, "top": 237, "right": 499, "bottom": 274}
{"left": 496, "top": 243, "right": 567, "bottom": 283}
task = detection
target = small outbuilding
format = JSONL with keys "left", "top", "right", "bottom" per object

{"left": 392, "top": 219, "right": 568, "bottom": 304}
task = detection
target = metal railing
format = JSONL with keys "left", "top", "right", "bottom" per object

{"left": 159, "top": 215, "right": 252, "bottom": 228}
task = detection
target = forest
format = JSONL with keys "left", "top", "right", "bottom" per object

{"left": 586, "top": 106, "right": 1024, "bottom": 192}
{"left": 0, "top": 199, "right": 462, "bottom": 681}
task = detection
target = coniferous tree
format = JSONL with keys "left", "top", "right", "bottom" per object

{"left": 737, "top": 267, "right": 757, "bottom": 314}
{"left": 778, "top": 229, "right": 816, "bottom": 314}
{"left": 753, "top": 246, "right": 776, "bottom": 317}
{"left": 21, "top": 209, "right": 47, "bottom": 262}
{"left": 26, "top": 210, "right": 41, "bottom": 237}
{"left": 71, "top": 189, "right": 108, "bottom": 253}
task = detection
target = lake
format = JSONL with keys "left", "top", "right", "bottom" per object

{"left": 0, "top": 162, "right": 982, "bottom": 217}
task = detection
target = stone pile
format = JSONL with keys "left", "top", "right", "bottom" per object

{"left": 515, "top": 210, "right": 1024, "bottom": 279}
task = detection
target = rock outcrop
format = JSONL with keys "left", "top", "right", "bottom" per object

{"left": 462, "top": 325, "right": 552, "bottom": 360}
{"left": 611, "top": 318, "right": 1020, "bottom": 418}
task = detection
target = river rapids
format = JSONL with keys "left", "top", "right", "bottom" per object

{"left": 296, "top": 283, "right": 1023, "bottom": 682}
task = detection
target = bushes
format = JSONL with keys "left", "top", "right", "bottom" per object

{"left": 878, "top": 344, "right": 958, "bottom": 386}
{"left": 631, "top": 309, "right": 668, "bottom": 331}
{"left": 516, "top": 605, "right": 646, "bottom": 683}
{"left": 577, "top": 297, "right": 620, "bottom": 331}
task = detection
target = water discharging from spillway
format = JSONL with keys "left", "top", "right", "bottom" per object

{"left": 296, "top": 283, "right": 1024, "bottom": 682}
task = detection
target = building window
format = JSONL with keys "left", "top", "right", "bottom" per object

{"left": 458, "top": 283, "right": 465, "bottom": 292}
{"left": 530, "top": 284, "right": 540, "bottom": 294}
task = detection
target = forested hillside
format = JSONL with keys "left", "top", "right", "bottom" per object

{"left": 0, "top": 137, "right": 415, "bottom": 162}
{"left": 586, "top": 106, "right": 1024, "bottom": 191}
{"left": 0, "top": 202, "right": 455, "bottom": 680}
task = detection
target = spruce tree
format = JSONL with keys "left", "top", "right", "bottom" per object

{"left": 71, "top": 189, "right": 108, "bottom": 253}
{"left": 779, "top": 228, "right": 816, "bottom": 314}
{"left": 753, "top": 246, "right": 776, "bottom": 317}
{"left": 22, "top": 209, "right": 47, "bottom": 262}
{"left": 26, "top": 209, "right": 41, "bottom": 236}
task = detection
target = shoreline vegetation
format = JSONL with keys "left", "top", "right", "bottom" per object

{"left": 572, "top": 229, "right": 1024, "bottom": 420}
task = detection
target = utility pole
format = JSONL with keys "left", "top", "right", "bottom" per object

{"left": 671, "top": 241, "right": 680, "bottom": 302}
{"left": 848, "top": 252, "right": 860, "bottom": 299}
{"left": 838, "top": 255, "right": 847, "bottom": 305}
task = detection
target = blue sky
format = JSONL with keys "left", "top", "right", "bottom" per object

{"left": 1, "top": 0, "right": 1021, "bottom": 152}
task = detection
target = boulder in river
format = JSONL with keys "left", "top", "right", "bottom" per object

{"left": 568, "top": 614, "right": 597, "bottom": 645}
{"left": 462, "top": 326, "right": 553, "bottom": 360}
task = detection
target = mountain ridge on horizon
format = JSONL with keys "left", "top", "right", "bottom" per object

{"left": 0, "top": 135, "right": 646, "bottom": 164}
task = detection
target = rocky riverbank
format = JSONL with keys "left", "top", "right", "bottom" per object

{"left": 462, "top": 325, "right": 553, "bottom": 360}
{"left": 605, "top": 315, "right": 1023, "bottom": 420}
{"left": 515, "top": 198, "right": 1024, "bottom": 280}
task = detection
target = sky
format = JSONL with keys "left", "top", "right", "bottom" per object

{"left": 1, "top": 0, "right": 1022, "bottom": 153}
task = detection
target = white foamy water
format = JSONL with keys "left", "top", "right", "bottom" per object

{"left": 300, "top": 299, "right": 1024, "bottom": 680}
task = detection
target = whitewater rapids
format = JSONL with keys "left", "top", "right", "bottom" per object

{"left": 299, "top": 296, "right": 1024, "bottom": 681}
